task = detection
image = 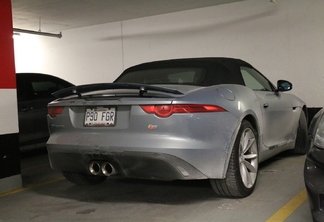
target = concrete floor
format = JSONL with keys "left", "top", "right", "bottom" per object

{"left": 0, "top": 151, "right": 312, "bottom": 222}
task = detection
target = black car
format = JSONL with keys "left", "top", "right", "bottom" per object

{"left": 305, "top": 108, "right": 324, "bottom": 222}
{"left": 16, "top": 73, "right": 74, "bottom": 151}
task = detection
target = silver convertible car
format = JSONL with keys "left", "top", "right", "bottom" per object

{"left": 47, "top": 58, "right": 308, "bottom": 198}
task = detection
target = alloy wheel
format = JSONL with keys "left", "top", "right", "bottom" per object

{"left": 239, "top": 128, "right": 258, "bottom": 188}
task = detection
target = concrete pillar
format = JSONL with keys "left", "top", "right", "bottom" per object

{"left": 0, "top": 0, "right": 22, "bottom": 192}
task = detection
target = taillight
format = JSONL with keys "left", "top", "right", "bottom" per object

{"left": 48, "top": 107, "right": 64, "bottom": 118}
{"left": 140, "top": 104, "right": 226, "bottom": 118}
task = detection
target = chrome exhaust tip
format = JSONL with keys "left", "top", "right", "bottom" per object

{"left": 89, "top": 161, "right": 101, "bottom": 175}
{"left": 101, "top": 162, "right": 116, "bottom": 176}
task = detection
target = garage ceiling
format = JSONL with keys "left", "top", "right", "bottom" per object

{"left": 11, "top": 0, "right": 244, "bottom": 32}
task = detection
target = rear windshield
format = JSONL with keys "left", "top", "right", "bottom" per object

{"left": 115, "top": 61, "right": 244, "bottom": 86}
{"left": 116, "top": 68, "right": 206, "bottom": 85}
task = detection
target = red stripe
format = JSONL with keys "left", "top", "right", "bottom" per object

{"left": 0, "top": 0, "right": 16, "bottom": 89}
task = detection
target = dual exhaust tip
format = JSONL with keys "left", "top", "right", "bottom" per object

{"left": 89, "top": 161, "right": 117, "bottom": 176}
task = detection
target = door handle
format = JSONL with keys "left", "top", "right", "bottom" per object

{"left": 263, "top": 103, "right": 269, "bottom": 108}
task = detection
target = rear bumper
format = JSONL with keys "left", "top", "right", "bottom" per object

{"left": 47, "top": 121, "right": 239, "bottom": 180}
{"left": 47, "top": 109, "right": 240, "bottom": 180}
{"left": 48, "top": 150, "right": 208, "bottom": 180}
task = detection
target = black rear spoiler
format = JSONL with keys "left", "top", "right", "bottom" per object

{"left": 52, "top": 83, "right": 183, "bottom": 99}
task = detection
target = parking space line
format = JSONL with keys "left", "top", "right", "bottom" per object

{"left": 0, "top": 175, "right": 308, "bottom": 221}
{"left": 0, "top": 177, "right": 65, "bottom": 198}
{"left": 266, "top": 189, "right": 307, "bottom": 222}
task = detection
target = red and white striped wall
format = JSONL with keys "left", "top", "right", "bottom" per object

{"left": 0, "top": 0, "right": 22, "bottom": 192}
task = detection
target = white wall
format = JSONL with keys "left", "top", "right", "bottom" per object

{"left": 14, "top": 22, "right": 123, "bottom": 84}
{"left": 14, "top": 0, "right": 324, "bottom": 107}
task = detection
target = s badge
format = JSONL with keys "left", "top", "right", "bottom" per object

{"left": 148, "top": 124, "right": 158, "bottom": 130}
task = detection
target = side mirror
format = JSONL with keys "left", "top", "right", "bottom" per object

{"left": 277, "top": 80, "right": 292, "bottom": 92}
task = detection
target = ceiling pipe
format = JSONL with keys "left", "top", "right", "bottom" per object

{"left": 13, "top": 28, "right": 62, "bottom": 38}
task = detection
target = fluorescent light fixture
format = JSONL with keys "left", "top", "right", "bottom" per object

{"left": 13, "top": 28, "right": 62, "bottom": 38}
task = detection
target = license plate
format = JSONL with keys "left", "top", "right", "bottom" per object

{"left": 84, "top": 107, "right": 116, "bottom": 127}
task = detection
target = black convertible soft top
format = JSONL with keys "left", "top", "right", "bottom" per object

{"left": 119, "top": 57, "right": 253, "bottom": 71}
{"left": 114, "top": 57, "right": 253, "bottom": 86}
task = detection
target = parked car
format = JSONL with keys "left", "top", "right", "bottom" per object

{"left": 304, "top": 108, "right": 324, "bottom": 222}
{"left": 16, "top": 73, "right": 74, "bottom": 152}
{"left": 47, "top": 57, "right": 307, "bottom": 198}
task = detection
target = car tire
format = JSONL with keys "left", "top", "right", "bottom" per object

{"left": 62, "top": 171, "right": 106, "bottom": 185}
{"left": 210, "top": 120, "right": 259, "bottom": 198}
{"left": 290, "top": 111, "right": 308, "bottom": 155}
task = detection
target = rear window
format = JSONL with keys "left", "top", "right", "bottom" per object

{"left": 115, "top": 61, "right": 245, "bottom": 86}
{"left": 116, "top": 68, "right": 206, "bottom": 85}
